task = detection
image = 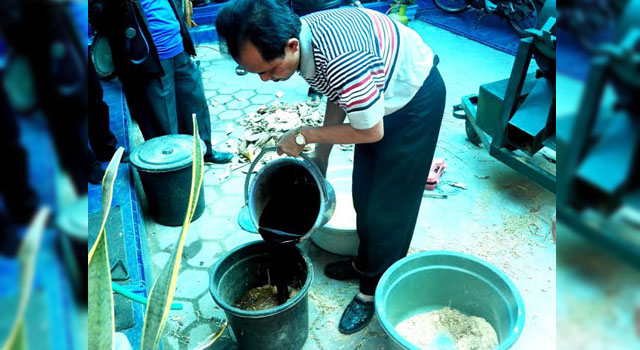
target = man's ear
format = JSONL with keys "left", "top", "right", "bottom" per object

{"left": 286, "top": 38, "right": 300, "bottom": 53}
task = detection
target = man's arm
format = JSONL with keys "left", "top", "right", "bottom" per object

{"left": 302, "top": 99, "right": 384, "bottom": 147}
{"left": 276, "top": 99, "right": 384, "bottom": 173}
{"left": 312, "top": 100, "right": 346, "bottom": 163}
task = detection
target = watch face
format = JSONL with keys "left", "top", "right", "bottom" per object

{"left": 296, "top": 134, "right": 305, "bottom": 146}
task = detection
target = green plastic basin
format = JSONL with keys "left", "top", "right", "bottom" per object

{"left": 375, "top": 251, "right": 525, "bottom": 350}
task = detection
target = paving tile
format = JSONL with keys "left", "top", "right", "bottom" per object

{"left": 233, "top": 89, "right": 257, "bottom": 101}
{"left": 225, "top": 99, "right": 251, "bottom": 111}
{"left": 208, "top": 194, "right": 244, "bottom": 217}
{"left": 212, "top": 95, "right": 233, "bottom": 105}
{"left": 210, "top": 120, "right": 232, "bottom": 132}
{"left": 168, "top": 301, "right": 197, "bottom": 330}
{"left": 310, "top": 311, "right": 369, "bottom": 350}
{"left": 242, "top": 105, "right": 261, "bottom": 116}
{"left": 249, "top": 94, "right": 275, "bottom": 106}
{"left": 148, "top": 224, "right": 182, "bottom": 251}
{"left": 174, "top": 269, "right": 210, "bottom": 299}
{"left": 196, "top": 216, "right": 237, "bottom": 241}
{"left": 188, "top": 323, "right": 220, "bottom": 349}
{"left": 204, "top": 89, "right": 216, "bottom": 99}
{"left": 216, "top": 86, "right": 240, "bottom": 95}
{"left": 223, "top": 231, "right": 261, "bottom": 251}
{"left": 152, "top": 251, "right": 170, "bottom": 270}
{"left": 219, "top": 175, "right": 246, "bottom": 196}
{"left": 219, "top": 110, "right": 243, "bottom": 121}
{"left": 197, "top": 294, "right": 226, "bottom": 320}
{"left": 186, "top": 241, "right": 224, "bottom": 268}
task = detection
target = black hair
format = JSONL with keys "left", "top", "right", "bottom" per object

{"left": 215, "top": 0, "right": 302, "bottom": 62}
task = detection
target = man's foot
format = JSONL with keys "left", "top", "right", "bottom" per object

{"left": 89, "top": 164, "right": 106, "bottom": 184}
{"left": 306, "top": 91, "right": 322, "bottom": 107}
{"left": 235, "top": 65, "right": 247, "bottom": 76}
{"left": 204, "top": 150, "right": 233, "bottom": 164}
{"left": 338, "top": 294, "right": 375, "bottom": 334}
{"left": 325, "top": 260, "right": 362, "bottom": 281}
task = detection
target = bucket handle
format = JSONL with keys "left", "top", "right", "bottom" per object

{"left": 243, "top": 146, "right": 329, "bottom": 205}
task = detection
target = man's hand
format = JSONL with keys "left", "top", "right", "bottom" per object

{"left": 277, "top": 128, "right": 305, "bottom": 157}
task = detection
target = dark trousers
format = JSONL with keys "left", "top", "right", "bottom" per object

{"left": 122, "top": 51, "right": 213, "bottom": 156}
{"left": 89, "top": 58, "right": 118, "bottom": 161}
{"left": 352, "top": 67, "right": 446, "bottom": 295}
{"left": 0, "top": 92, "right": 38, "bottom": 225}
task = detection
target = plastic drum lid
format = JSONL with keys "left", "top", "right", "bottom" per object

{"left": 130, "top": 135, "right": 205, "bottom": 173}
{"left": 56, "top": 196, "right": 88, "bottom": 241}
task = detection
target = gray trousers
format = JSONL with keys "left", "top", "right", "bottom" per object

{"left": 125, "top": 50, "right": 213, "bottom": 156}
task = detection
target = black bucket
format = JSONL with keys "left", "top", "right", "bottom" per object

{"left": 130, "top": 135, "right": 205, "bottom": 226}
{"left": 209, "top": 241, "right": 313, "bottom": 350}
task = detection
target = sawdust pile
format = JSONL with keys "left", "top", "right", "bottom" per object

{"left": 236, "top": 101, "right": 323, "bottom": 164}
{"left": 234, "top": 284, "right": 300, "bottom": 311}
{"left": 394, "top": 307, "right": 498, "bottom": 350}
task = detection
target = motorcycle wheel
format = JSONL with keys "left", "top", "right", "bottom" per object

{"left": 507, "top": 0, "right": 538, "bottom": 37}
{"left": 432, "top": 0, "right": 469, "bottom": 14}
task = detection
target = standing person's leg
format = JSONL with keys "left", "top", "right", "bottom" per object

{"left": 120, "top": 76, "right": 165, "bottom": 141}
{"left": 338, "top": 67, "right": 446, "bottom": 334}
{"left": 174, "top": 51, "right": 232, "bottom": 163}
{"left": 359, "top": 67, "right": 446, "bottom": 291}
{"left": 88, "top": 59, "right": 118, "bottom": 160}
{"left": 141, "top": 59, "right": 179, "bottom": 137}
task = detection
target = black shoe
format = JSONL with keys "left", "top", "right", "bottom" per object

{"left": 204, "top": 151, "right": 233, "bottom": 164}
{"left": 325, "top": 260, "right": 362, "bottom": 281}
{"left": 338, "top": 295, "right": 375, "bottom": 334}
{"left": 89, "top": 164, "right": 105, "bottom": 184}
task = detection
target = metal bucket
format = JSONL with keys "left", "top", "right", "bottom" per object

{"left": 244, "top": 147, "right": 335, "bottom": 243}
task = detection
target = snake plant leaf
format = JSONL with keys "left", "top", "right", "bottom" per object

{"left": 88, "top": 147, "right": 125, "bottom": 350}
{"left": 1, "top": 207, "right": 50, "bottom": 350}
{"left": 4, "top": 322, "right": 26, "bottom": 350}
{"left": 141, "top": 114, "right": 204, "bottom": 350}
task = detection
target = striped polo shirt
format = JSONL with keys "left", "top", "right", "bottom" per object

{"left": 298, "top": 8, "right": 434, "bottom": 129}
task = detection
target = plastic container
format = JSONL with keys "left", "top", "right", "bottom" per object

{"left": 209, "top": 241, "right": 314, "bottom": 350}
{"left": 375, "top": 251, "right": 525, "bottom": 350}
{"left": 130, "top": 135, "right": 205, "bottom": 226}
{"left": 311, "top": 173, "right": 359, "bottom": 256}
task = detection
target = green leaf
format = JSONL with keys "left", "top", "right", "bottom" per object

{"left": 1, "top": 207, "right": 50, "bottom": 350}
{"left": 88, "top": 147, "right": 125, "bottom": 350}
{"left": 141, "top": 114, "right": 204, "bottom": 350}
{"left": 5, "top": 322, "right": 26, "bottom": 350}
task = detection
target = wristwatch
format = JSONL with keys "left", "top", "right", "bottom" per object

{"left": 294, "top": 126, "right": 307, "bottom": 147}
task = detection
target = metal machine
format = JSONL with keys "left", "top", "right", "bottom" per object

{"left": 455, "top": 0, "right": 556, "bottom": 193}
{"left": 557, "top": 0, "right": 640, "bottom": 267}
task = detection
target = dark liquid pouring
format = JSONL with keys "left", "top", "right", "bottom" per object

{"left": 258, "top": 173, "right": 320, "bottom": 304}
